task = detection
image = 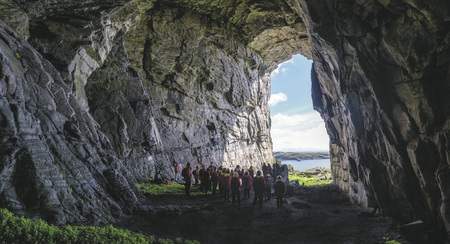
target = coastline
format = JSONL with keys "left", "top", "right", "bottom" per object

{"left": 273, "top": 151, "right": 330, "bottom": 161}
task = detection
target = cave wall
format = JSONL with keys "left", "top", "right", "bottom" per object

{"left": 299, "top": 0, "right": 450, "bottom": 236}
{"left": 0, "top": 0, "right": 309, "bottom": 223}
{"left": 0, "top": 0, "right": 449, "bottom": 238}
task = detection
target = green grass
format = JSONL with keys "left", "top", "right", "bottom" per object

{"left": 136, "top": 181, "right": 206, "bottom": 197}
{"left": 288, "top": 171, "right": 332, "bottom": 187}
{"left": 0, "top": 208, "right": 199, "bottom": 244}
{"left": 382, "top": 237, "right": 401, "bottom": 244}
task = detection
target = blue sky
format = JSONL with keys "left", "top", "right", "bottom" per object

{"left": 269, "top": 55, "right": 329, "bottom": 152}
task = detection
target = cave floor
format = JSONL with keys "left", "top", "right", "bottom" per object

{"left": 115, "top": 185, "right": 405, "bottom": 244}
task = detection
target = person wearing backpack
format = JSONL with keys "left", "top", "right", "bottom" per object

{"left": 264, "top": 173, "right": 273, "bottom": 200}
{"left": 210, "top": 167, "right": 219, "bottom": 195}
{"left": 242, "top": 171, "right": 252, "bottom": 199}
{"left": 222, "top": 169, "right": 231, "bottom": 202}
{"left": 252, "top": 170, "right": 266, "bottom": 209}
{"left": 181, "top": 163, "right": 192, "bottom": 196}
{"left": 273, "top": 175, "right": 286, "bottom": 207}
{"left": 231, "top": 172, "right": 242, "bottom": 205}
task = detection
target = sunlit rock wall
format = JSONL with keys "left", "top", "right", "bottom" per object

{"left": 0, "top": 0, "right": 310, "bottom": 223}
{"left": 300, "top": 0, "right": 450, "bottom": 238}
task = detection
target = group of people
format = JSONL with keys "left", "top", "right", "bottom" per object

{"left": 179, "top": 162, "right": 286, "bottom": 208}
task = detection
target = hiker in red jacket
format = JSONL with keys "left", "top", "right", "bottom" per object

{"left": 252, "top": 170, "right": 266, "bottom": 208}
{"left": 267, "top": 164, "right": 273, "bottom": 176}
{"left": 231, "top": 172, "right": 242, "bottom": 205}
{"left": 273, "top": 175, "right": 286, "bottom": 207}
{"left": 264, "top": 173, "right": 273, "bottom": 200}
{"left": 248, "top": 166, "right": 254, "bottom": 178}
{"left": 173, "top": 162, "right": 180, "bottom": 181}
{"left": 242, "top": 171, "right": 253, "bottom": 199}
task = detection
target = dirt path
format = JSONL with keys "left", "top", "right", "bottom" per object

{"left": 115, "top": 185, "right": 405, "bottom": 244}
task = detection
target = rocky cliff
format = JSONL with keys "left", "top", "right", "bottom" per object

{"left": 301, "top": 0, "right": 450, "bottom": 239}
{"left": 0, "top": 0, "right": 306, "bottom": 224}
{"left": 0, "top": 0, "right": 449, "bottom": 240}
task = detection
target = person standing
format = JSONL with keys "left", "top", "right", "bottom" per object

{"left": 181, "top": 163, "right": 192, "bottom": 196}
{"left": 252, "top": 170, "right": 266, "bottom": 208}
{"left": 223, "top": 169, "right": 231, "bottom": 202}
{"left": 273, "top": 175, "right": 286, "bottom": 207}
{"left": 264, "top": 173, "right": 272, "bottom": 200}
{"left": 267, "top": 164, "right": 273, "bottom": 177}
{"left": 173, "top": 162, "right": 180, "bottom": 181}
{"left": 199, "top": 166, "right": 205, "bottom": 192}
{"left": 242, "top": 171, "right": 253, "bottom": 199}
{"left": 202, "top": 168, "right": 211, "bottom": 195}
{"left": 231, "top": 172, "right": 242, "bottom": 205}
{"left": 262, "top": 163, "right": 268, "bottom": 175}
{"left": 248, "top": 166, "right": 254, "bottom": 178}
{"left": 218, "top": 167, "right": 224, "bottom": 196}
{"left": 193, "top": 166, "right": 200, "bottom": 187}
{"left": 211, "top": 167, "right": 219, "bottom": 195}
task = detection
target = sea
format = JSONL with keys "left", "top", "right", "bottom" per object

{"left": 280, "top": 158, "right": 331, "bottom": 172}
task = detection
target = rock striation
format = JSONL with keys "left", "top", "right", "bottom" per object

{"left": 0, "top": 0, "right": 308, "bottom": 224}
{"left": 301, "top": 0, "right": 450, "bottom": 240}
{"left": 0, "top": 0, "right": 449, "bottom": 240}
{"left": 0, "top": 21, "right": 139, "bottom": 224}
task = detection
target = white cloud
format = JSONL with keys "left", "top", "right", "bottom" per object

{"left": 268, "top": 92, "right": 288, "bottom": 106}
{"left": 271, "top": 66, "right": 281, "bottom": 77}
{"left": 271, "top": 67, "right": 289, "bottom": 78}
{"left": 271, "top": 58, "right": 295, "bottom": 78}
{"left": 271, "top": 112, "right": 329, "bottom": 152}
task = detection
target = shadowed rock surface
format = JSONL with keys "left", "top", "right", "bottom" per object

{"left": 0, "top": 0, "right": 449, "bottom": 240}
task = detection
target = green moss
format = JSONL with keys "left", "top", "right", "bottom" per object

{"left": 137, "top": 181, "right": 204, "bottom": 197}
{"left": 0, "top": 208, "right": 199, "bottom": 244}
{"left": 14, "top": 52, "right": 21, "bottom": 59}
{"left": 382, "top": 237, "right": 401, "bottom": 244}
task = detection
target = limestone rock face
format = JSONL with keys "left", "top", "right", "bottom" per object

{"left": 300, "top": 0, "right": 450, "bottom": 238}
{"left": 0, "top": 22, "right": 138, "bottom": 224}
{"left": 0, "top": 0, "right": 309, "bottom": 223}
{"left": 0, "top": 0, "right": 449, "bottom": 240}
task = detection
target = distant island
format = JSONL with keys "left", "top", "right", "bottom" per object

{"left": 273, "top": 151, "right": 330, "bottom": 161}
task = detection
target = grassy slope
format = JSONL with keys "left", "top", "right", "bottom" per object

{"left": 0, "top": 208, "right": 199, "bottom": 244}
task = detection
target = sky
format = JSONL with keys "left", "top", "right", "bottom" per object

{"left": 269, "top": 54, "right": 329, "bottom": 152}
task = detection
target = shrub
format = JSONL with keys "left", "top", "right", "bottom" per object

{"left": 288, "top": 170, "right": 332, "bottom": 187}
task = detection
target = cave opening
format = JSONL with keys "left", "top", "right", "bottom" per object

{"left": 269, "top": 54, "right": 330, "bottom": 169}
{"left": 0, "top": 0, "right": 448, "bottom": 242}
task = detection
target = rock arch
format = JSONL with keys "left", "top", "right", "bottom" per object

{"left": 0, "top": 0, "right": 449, "bottom": 239}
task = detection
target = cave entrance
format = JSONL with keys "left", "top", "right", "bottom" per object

{"left": 269, "top": 54, "right": 330, "bottom": 170}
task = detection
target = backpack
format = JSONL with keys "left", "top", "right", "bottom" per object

{"left": 274, "top": 181, "right": 285, "bottom": 193}
{"left": 231, "top": 177, "right": 240, "bottom": 189}
{"left": 243, "top": 177, "right": 249, "bottom": 185}
{"left": 182, "top": 167, "right": 188, "bottom": 178}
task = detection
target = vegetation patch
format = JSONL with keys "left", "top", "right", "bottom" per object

{"left": 0, "top": 208, "right": 199, "bottom": 244}
{"left": 137, "top": 181, "right": 204, "bottom": 197}
{"left": 288, "top": 168, "right": 332, "bottom": 187}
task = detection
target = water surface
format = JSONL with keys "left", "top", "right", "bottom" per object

{"left": 281, "top": 158, "right": 330, "bottom": 172}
